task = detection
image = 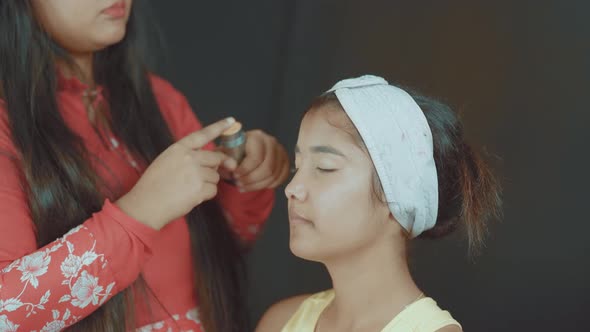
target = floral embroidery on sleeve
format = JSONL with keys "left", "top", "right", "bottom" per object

{"left": 0, "top": 225, "right": 117, "bottom": 331}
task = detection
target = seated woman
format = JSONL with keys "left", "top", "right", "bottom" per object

{"left": 256, "top": 75, "right": 501, "bottom": 332}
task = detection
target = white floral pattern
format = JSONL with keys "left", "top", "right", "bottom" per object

{"left": 0, "top": 299, "right": 22, "bottom": 313}
{"left": 0, "top": 225, "right": 117, "bottom": 330}
{"left": 0, "top": 315, "right": 19, "bottom": 332}
{"left": 37, "top": 308, "right": 71, "bottom": 332}
{"left": 185, "top": 308, "right": 200, "bottom": 324}
{"left": 60, "top": 255, "right": 82, "bottom": 279}
{"left": 136, "top": 307, "right": 202, "bottom": 332}
{"left": 40, "top": 319, "right": 65, "bottom": 332}
{"left": 16, "top": 252, "right": 51, "bottom": 289}
{"left": 70, "top": 271, "right": 103, "bottom": 309}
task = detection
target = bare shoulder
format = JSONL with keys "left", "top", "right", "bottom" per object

{"left": 435, "top": 325, "right": 463, "bottom": 332}
{"left": 255, "top": 294, "right": 311, "bottom": 332}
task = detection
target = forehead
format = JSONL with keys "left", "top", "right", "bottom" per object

{"left": 299, "top": 105, "right": 362, "bottom": 147}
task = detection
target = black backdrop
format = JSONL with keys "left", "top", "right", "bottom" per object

{"left": 147, "top": 1, "right": 590, "bottom": 331}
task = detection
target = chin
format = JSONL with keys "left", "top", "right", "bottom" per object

{"left": 103, "top": 29, "right": 127, "bottom": 45}
{"left": 289, "top": 236, "right": 323, "bottom": 262}
{"left": 94, "top": 24, "right": 128, "bottom": 48}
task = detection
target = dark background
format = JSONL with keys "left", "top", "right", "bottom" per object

{"left": 147, "top": 1, "right": 589, "bottom": 331}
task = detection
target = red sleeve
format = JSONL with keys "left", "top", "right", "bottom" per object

{"left": 0, "top": 106, "right": 159, "bottom": 330}
{"left": 150, "top": 75, "right": 275, "bottom": 244}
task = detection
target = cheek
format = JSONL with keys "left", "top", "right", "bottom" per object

{"left": 295, "top": 173, "right": 385, "bottom": 260}
{"left": 313, "top": 171, "right": 374, "bottom": 235}
{"left": 40, "top": 9, "right": 95, "bottom": 48}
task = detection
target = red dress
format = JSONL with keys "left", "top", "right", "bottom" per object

{"left": 0, "top": 74, "right": 274, "bottom": 331}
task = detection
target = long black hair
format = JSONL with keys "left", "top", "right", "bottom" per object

{"left": 0, "top": 1, "right": 246, "bottom": 331}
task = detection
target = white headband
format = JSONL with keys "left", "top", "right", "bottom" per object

{"left": 326, "top": 75, "right": 438, "bottom": 238}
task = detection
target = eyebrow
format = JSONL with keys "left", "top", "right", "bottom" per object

{"left": 294, "top": 145, "right": 346, "bottom": 157}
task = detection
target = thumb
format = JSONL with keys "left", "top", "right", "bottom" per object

{"left": 218, "top": 158, "right": 237, "bottom": 180}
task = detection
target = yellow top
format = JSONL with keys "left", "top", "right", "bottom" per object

{"left": 281, "top": 290, "right": 461, "bottom": 332}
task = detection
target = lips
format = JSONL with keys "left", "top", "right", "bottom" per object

{"left": 102, "top": 1, "right": 126, "bottom": 18}
{"left": 288, "top": 209, "right": 313, "bottom": 225}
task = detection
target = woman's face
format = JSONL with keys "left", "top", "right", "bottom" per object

{"left": 32, "top": 0, "right": 133, "bottom": 54}
{"left": 285, "top": 105, "right": 395, "bottom": 262}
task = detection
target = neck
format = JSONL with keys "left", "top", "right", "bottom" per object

{"left": 322, "top": 238, "right": 422, "bottom": 329}
{"left": 58, "top": 52, "right": 95, "bottom": 88}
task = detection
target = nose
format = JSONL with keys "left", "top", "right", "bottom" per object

{"left": 285, "top": 177, "right": 307, "bottom": 201}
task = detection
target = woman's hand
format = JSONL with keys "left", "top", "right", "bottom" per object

{"left": 116, "top": 118, "right": 237, "bottom": 230}
{"left": 229, "top": 130, "right": 290, "bottom": 192}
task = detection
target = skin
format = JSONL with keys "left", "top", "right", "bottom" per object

{"left": 256, "top": 106, "right": 461, "bottom": 332}
{"left": 33, "top": 0, "right": 134, "bottom": 82}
